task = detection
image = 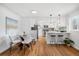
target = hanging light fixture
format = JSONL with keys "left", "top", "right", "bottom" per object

{"left": 49, "top": 13, "right": 53, "bottom": 28}
{"left": 56, "top": 14, "right": 61, "bottom": 30}
{"left": 49, "top": 8, "right": 55, "bottom": 28}
{"left": 50, "top": 14, "right": 52, "bottom": 23}
{"left": 58, "top": 14, "right": 61, "bottom": 26}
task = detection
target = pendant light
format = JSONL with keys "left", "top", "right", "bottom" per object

{"left": 50, "top": 14, "right": 52, "bottom": 24}
{"left": 49, "top": 14, "right": 53, "bottom": 28}
{"left": 58, "top": 14, "right": 60, "bottom": 26}
{"left": 57, "top": 14, "right": 61, "bottom": 29}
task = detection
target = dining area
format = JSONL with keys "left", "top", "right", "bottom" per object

{"left": 0, "top": 31, "right": 37, "bottom": 56}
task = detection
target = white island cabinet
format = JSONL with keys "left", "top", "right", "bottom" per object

{"left": 46, "top": 31, "right": 70, "bottom": 44}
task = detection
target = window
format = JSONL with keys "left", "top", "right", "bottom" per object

{"left": 72, "top": 16, "right": 79, "bottom": 30}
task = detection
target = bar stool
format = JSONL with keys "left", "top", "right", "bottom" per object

{"left": 50, "top": 35, "right": 56, "bottom": 44}
{"left": 57, "top": 35, "right": 64, "bottom": 45}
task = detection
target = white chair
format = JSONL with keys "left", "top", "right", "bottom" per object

{"left": 50, "top": 35, "right": 56, "bottom": 44}
{"left": 57, "top": 35, "right": 64, "bottom": 45}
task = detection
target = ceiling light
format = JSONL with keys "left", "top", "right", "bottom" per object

{"left": 32, "top": 10, "right": 37, "bottom": 14}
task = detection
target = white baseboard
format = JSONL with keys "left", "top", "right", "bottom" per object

{"left": 72, "top": 45, "right": 79, "bottom": 50}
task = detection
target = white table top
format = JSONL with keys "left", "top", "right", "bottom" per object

{"left": 12, "top": 40, "right": 21, "bottom": 44}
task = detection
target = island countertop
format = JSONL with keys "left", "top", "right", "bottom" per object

{"left": 46, "top": 31, "right": 70, "bottom": 34}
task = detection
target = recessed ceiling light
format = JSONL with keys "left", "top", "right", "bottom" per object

{"left": 32, "top": 10, "right": 37, "bottom": 14}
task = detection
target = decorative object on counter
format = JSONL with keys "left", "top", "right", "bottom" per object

{"left": 64, "top": 38, "right": 75, "bottom": 46}
{"left": 23, "top": 32, "right": 27, "bottom": 36}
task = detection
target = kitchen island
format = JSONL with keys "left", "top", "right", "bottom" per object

{"left": 46, "top": 31, "right": 70, "bottom": 44}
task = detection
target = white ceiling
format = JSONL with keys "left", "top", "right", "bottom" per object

{"left": 2, "top": 3, "right": 79, "bottom": 17}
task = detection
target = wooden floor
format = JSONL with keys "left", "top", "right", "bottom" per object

{"left": 0, "top": 37, "right": 79, "bottom": 56}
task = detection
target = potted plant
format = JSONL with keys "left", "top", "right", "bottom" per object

{"left": 64, "top": 38, "right": 75, "bottom": 46}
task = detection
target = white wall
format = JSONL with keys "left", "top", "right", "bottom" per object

{"left": 0, "top": 5, "right": 21, "bottom": 53}
{"left": 70, "top": 31, "right": 79, "bottom": 50}
{"left": 19, "top": 16, "right": 67, "bottom": 37}
{"left": 19, "top": 17, "right": 36, "bottom": 35}
{"left": 68, "top": 9, "right": 79, "bottom": 50}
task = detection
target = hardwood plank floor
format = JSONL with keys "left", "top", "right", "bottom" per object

{"left": 0, "top": 37, "right": 79, "bottom": 56}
